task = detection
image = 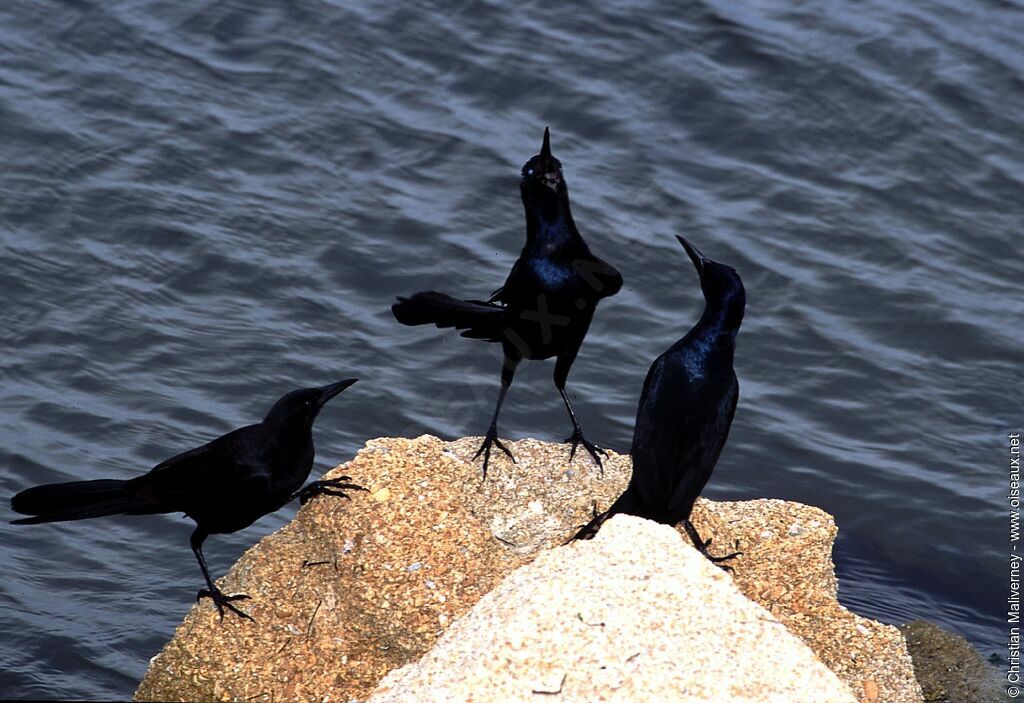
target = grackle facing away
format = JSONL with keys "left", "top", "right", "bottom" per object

{"left": 572, "top": 237, "right": 745, "bottom": 568}
{"left": 10, "top": 380, "right": 363, "bottom": 620}
{"left": 392, "top": 128, "right": 622, "bottom": 477}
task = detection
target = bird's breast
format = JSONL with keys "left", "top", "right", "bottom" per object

{"left": 679, "top": 338, "right": 713, "bottom": 381}
{"left": 526, "top": 257, "right": 574, "bottom": 288}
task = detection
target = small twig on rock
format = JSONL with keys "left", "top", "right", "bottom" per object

{"left": 306, "top": 599, "right": 323, "bottom": 637}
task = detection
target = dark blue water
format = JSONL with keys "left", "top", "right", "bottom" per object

{"left": 1, "top": 0, "right": 1020, "bottom": 698}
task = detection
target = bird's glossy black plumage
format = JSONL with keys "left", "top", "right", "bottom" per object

{"left": 10, "top": 380, "right": 363, "bottom": 619}
{"left": 572, "top": 237, "right": 745, "bottom": 566}
{"left": 393, "top": 128, "right": 622, "bottom": 477}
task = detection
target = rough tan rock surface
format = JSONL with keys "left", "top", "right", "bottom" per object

{"left": 133, "top": 435, "right": 922, "bottom": 703}
{"left": 691, "top": 499, "right": 923, "bottom": 703}
{"left": 369, "top": 514, "right": 858, "bottom": 703}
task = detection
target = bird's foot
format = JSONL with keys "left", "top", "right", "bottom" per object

{"left": 563, "top": 429, "right": 608, "bottom": 473}
{"left": 682, "top": 520, "right": 742, "bottom": 572}
{"left": 197, "top": 586, "right": 253, "bottom": 620}
{"left": 294, "top": 476, "right": 367, "bottom": 505}
{"left": 473, "top": 429, "right": 515, "bottom": 479}
{"left": 695, "top": 537, "right": 743, "bottom": 573}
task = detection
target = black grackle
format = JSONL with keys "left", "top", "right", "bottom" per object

{"left": 572, "top": 237, "right": 745, "bottom": 569}
{"left": 11, "top": 380, "right": 363, "bottom": 619}
{"left": 393, "top": 128, "right": 622, "bottom": 477}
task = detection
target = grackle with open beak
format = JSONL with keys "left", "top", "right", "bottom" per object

{"left": 393, "top": 128, "right": 622, "bottom": 477}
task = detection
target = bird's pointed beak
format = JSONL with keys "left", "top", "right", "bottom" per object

{"left": 676, "top": 235, "right": 707, "bottom": 278}
{"left": 540, "top": 126, "right": 551, "bottom": 159}
{"left": 318, "top": 378, "right": 357, "bottom": 406}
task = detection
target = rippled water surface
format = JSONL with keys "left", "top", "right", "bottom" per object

{"left": 1, "top": 0, "right": 1020, "bottom": 698}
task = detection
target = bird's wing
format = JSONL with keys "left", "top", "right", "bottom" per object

{"left": 488, "top": 256, "right": 526, "bottom": 306}
{"left": 128, "top": 425, "right": 271, "bottom": 510}
{"left": 664, "top": 381, "right": 737, "bottom": 513}
{"left": 628, "top": 354, "right": 679, "bottom": 509}
{"left": 573, "top": 252, "right": 622, "bottom": 300}
{"left": 629, "top": 355, "right": 736, "bottom": 519}
{"left": 486, "top": 285, "right": 505, "bottom": 304}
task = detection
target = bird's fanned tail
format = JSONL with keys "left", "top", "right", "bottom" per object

{"left": 392, "top": 292, "right": 508, "bottom": 343}
{"left": 10, "top": 479, "right": 149, "bottom": 524}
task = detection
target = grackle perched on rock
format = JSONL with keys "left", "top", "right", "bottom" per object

{"left": 572, "top": 237, "right": 745, "bottom": 569}
{"left": 11, "top": 380, "right": 363, "bottom": 619}
{"left": 393, "top": 128, "right": 622, "bottom": 477}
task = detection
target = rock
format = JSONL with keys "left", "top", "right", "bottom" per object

{"left": 133, "top": 436, "right": 923, "bottom": 703}
{"left": 689, "top": 499, "right": 923, "bottom": 703}
{"left": 368, "top": 514, "right": 858, "bottom": 702}
{"left": 899, "top": 620, "right": 1002, "bottom": 702}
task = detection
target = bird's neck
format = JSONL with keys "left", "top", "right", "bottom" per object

{"left": 264, "top": 418, "right": 315, "bottom": 455}
{"left": 523, "top": 191, "right": 583, "bottom": 256}
{"left": 691, "top": 304, "right": 740, "bottom": 360}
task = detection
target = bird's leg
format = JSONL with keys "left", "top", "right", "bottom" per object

{"left": 292, "top": 476, "right": 367, "bottom": 505}
{"left": 682, "top": 519, "right": 742, "bottom": 573}
{"left": 474, "top": 357, "right": 519, "bottom": 479}
{"left": 558, "top": 388, "right": 608, "bottom": 472}
{"left": 565, "top": 503, "right": 612, "bottom": 544}
{"left": 554, "top": 356, "right": 607, "bottom": 473}
{"left": 190, "top": 528, "right": 253, "bottom": 621}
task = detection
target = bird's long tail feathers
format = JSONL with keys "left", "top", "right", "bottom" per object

{"left": 568, "top": 489, "right": 638, "bottom": 542}
{"left": 10, "top": 479, "right": 149, "bottom": 524}
{"left": 392, "top": 292, "right": 508, "bottom": 343}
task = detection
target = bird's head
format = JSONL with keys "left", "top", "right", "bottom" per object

{"left": 263, "top": 379, "right": 358, "bottom": 429}
{"left": 520, "top": 127, "right": 566, "bottom": 198}
{"left": 676, "top": 236, "right": 745, "bottom": 329}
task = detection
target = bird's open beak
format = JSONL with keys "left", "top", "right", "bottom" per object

{"left": 318, "top": 378, "right": 358, "bottom": 406}
{"left": 676, "top": 236, "right": 707, "bottom": 278}
{"left": 537, "top": 127, "right": 562, "bottom": 189}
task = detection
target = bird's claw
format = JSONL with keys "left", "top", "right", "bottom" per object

{"left": 473, "top": 431, "right": 516, "bottom": 479}
{"left": 697, "top": 537, "right": 743, "bottom": 573}
{"left": 197, "top": 587, "right": 253, "bottom": 620}
{"left": 563, "top": 430, "right": 607, "bottom": 473}
{"left": 682, "top": 520, "right": 742, "bottom": 573}
{"left": 295, "top": 476, "right": 367, "bottom": 505}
